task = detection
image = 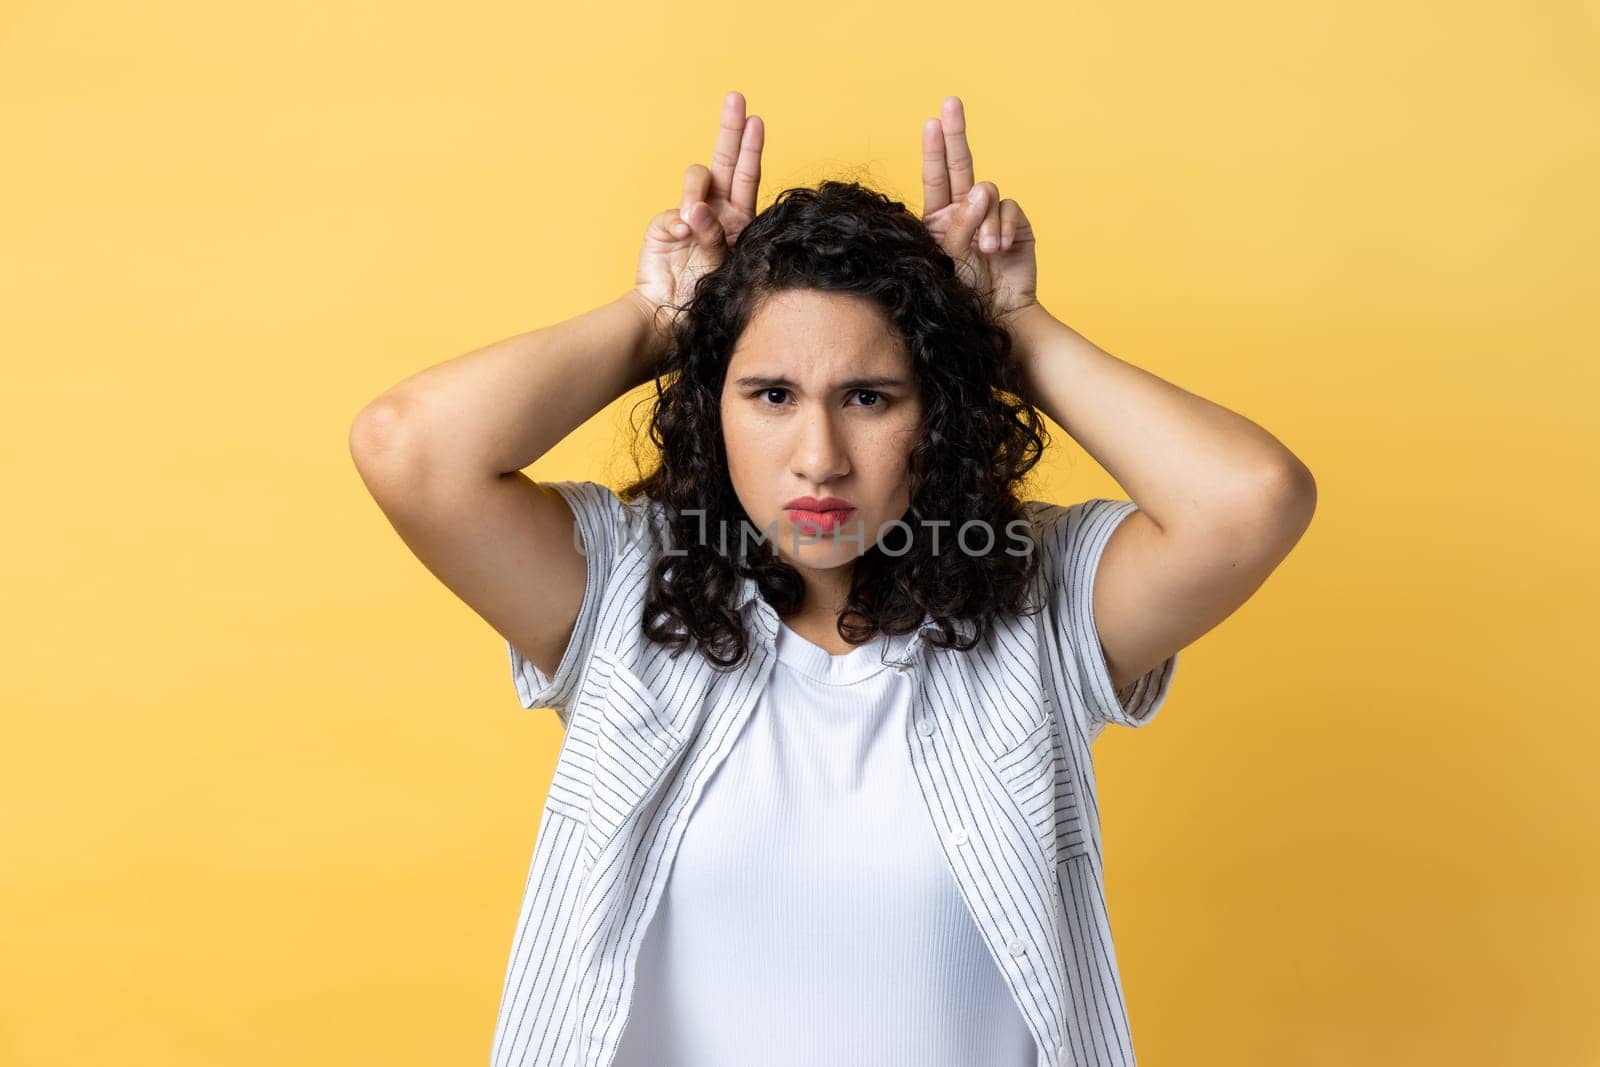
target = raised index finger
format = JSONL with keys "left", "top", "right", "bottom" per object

{"left": 922, "top": 117, "right": 951, "bottom": 215}
{"left": 729, "top": 114, "right": 763, "bottom": 218}
{"left": 939, "top": 96, "right": 976, "bottom": 200}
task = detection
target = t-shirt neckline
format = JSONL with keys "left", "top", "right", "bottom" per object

{"left": 773, "top": 621, "right": 917, "bottom": 685}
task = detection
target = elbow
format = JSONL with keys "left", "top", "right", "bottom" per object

{"left": 1239, "top": 457, "right": 1318, "bottom": 545}
{"left": 349, "top": 395, "right": 428, "bottom": 495}
{"left": 1273, "top": 456, "right": 1317, "bottom": 520}
{"left": 1179, "top": 457, "right": 1316, "bottom": 551}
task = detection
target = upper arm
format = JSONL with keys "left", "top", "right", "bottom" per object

{"left": 1092, "top": 463, "right": 1317, "bottom": 692}
{"left": 348, "top": 401, "right": 627, "bottom": 719}
{"left": 1037, "top": 463, "right": 1314, "bottom": 734}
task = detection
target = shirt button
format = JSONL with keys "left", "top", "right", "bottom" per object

{"left": 947, "top": 827, "right": 969, "bottom": 846}
{"left": 1007, "top": 936, "right": 1027, "bottom": 957}
{"left": 916, "top": 719, "right": 937, "bottom": 736}
{"left": 1056, "top": 1044, "right": 1069, "bottom": 1062}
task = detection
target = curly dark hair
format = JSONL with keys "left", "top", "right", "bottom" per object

{"left": 618, "top": 178, "right": 1052, "bottom": 670}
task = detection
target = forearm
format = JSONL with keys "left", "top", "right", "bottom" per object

{"left": 356, "top": 290, "right": 666, "bottom": 482}
{"left": 1003, "top": 301, "right": 1313, "bottom": 537}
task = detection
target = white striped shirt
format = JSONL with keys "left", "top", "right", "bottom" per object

{"left": 613, "top": 618, "right": 1036, "bottom": 1066}
{"left": 492, "top": 480, "right": 1179, "bottom": 1067}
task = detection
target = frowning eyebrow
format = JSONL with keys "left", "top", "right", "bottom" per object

{"left": 733, "top": 374, "right": 908, "bottom": 391}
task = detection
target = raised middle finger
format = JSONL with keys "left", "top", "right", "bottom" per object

{"left": 709, "top": 92, "right": 750, "bottom": 204}
{"left": 939, "top": 96, "right": 976, "bottom": 200}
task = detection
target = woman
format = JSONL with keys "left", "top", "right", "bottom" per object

{"left": 350, "top": 91, "right": 1315, "bottom": 1067}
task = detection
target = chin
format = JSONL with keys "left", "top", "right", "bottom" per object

{"left": 781, "top": 543, "right": 862, "bottom": 570}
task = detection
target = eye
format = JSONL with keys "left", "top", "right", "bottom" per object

{"left": 750, "top": 387, "right": 889, "bottom": 410}
{"left": 850, "top": 389, "right": 887, "bottom": 409}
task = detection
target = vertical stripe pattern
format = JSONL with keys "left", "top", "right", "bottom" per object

{"left": 496, "top": 482, "right": 1179, "bottom": 1067}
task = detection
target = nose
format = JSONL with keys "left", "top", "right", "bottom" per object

{"left": 789, "top": 405, "right": 850, "bottom": 485}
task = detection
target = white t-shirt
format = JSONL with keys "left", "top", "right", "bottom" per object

{"left": 612, "top": 618, "right": 1036, "bottom": 1066}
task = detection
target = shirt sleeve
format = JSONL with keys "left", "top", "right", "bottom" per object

{"left": 1034, "top": 497, "right": 1179, "bottom": 736}
{"left": 507, "top": 479, "right": 633, "bottom": 721}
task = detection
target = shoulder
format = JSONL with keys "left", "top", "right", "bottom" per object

{"left": 1020, "top": 497, "right": 1138, "bottom": 573}
{"left": 540, "top": 480, "right": 668, "bottom": 565}
{"left": 1021, "top": 496, "right": 1133, "bottom": 534}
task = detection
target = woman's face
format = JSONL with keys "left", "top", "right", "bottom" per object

{"left": 719, "top": 288, "right": 924, "bottom": 583}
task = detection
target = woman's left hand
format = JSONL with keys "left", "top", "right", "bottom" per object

{"left": 919, "top": 96, "right": 1038, "bottom": 322}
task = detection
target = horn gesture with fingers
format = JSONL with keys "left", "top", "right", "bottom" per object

{"left": 631, "top": 90, "right": 766, "bottom": 340}
{"left": 919, "top": 96, "right": 1039, "bottom": 323}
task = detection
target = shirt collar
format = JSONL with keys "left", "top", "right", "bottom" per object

{"left": 734, "top": 573, "right": 765, "bottom": 612}
{"left": 733, "top": 572, "right": 976, "bottom": 659}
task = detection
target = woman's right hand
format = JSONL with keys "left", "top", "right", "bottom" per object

{"left": 631, "top": 91, "right": 765, "bottom": 341}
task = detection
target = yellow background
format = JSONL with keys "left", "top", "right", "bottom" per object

{"left": 3, "top": 0, "right": 1596, "bottom": 1063}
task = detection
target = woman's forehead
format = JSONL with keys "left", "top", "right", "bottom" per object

{"left": 731, "top": 291, "right": 908, "bottom": 373}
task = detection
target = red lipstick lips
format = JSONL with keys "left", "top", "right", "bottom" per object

{"left": 783, "top": 496, "right": 856, "bottom": 534}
